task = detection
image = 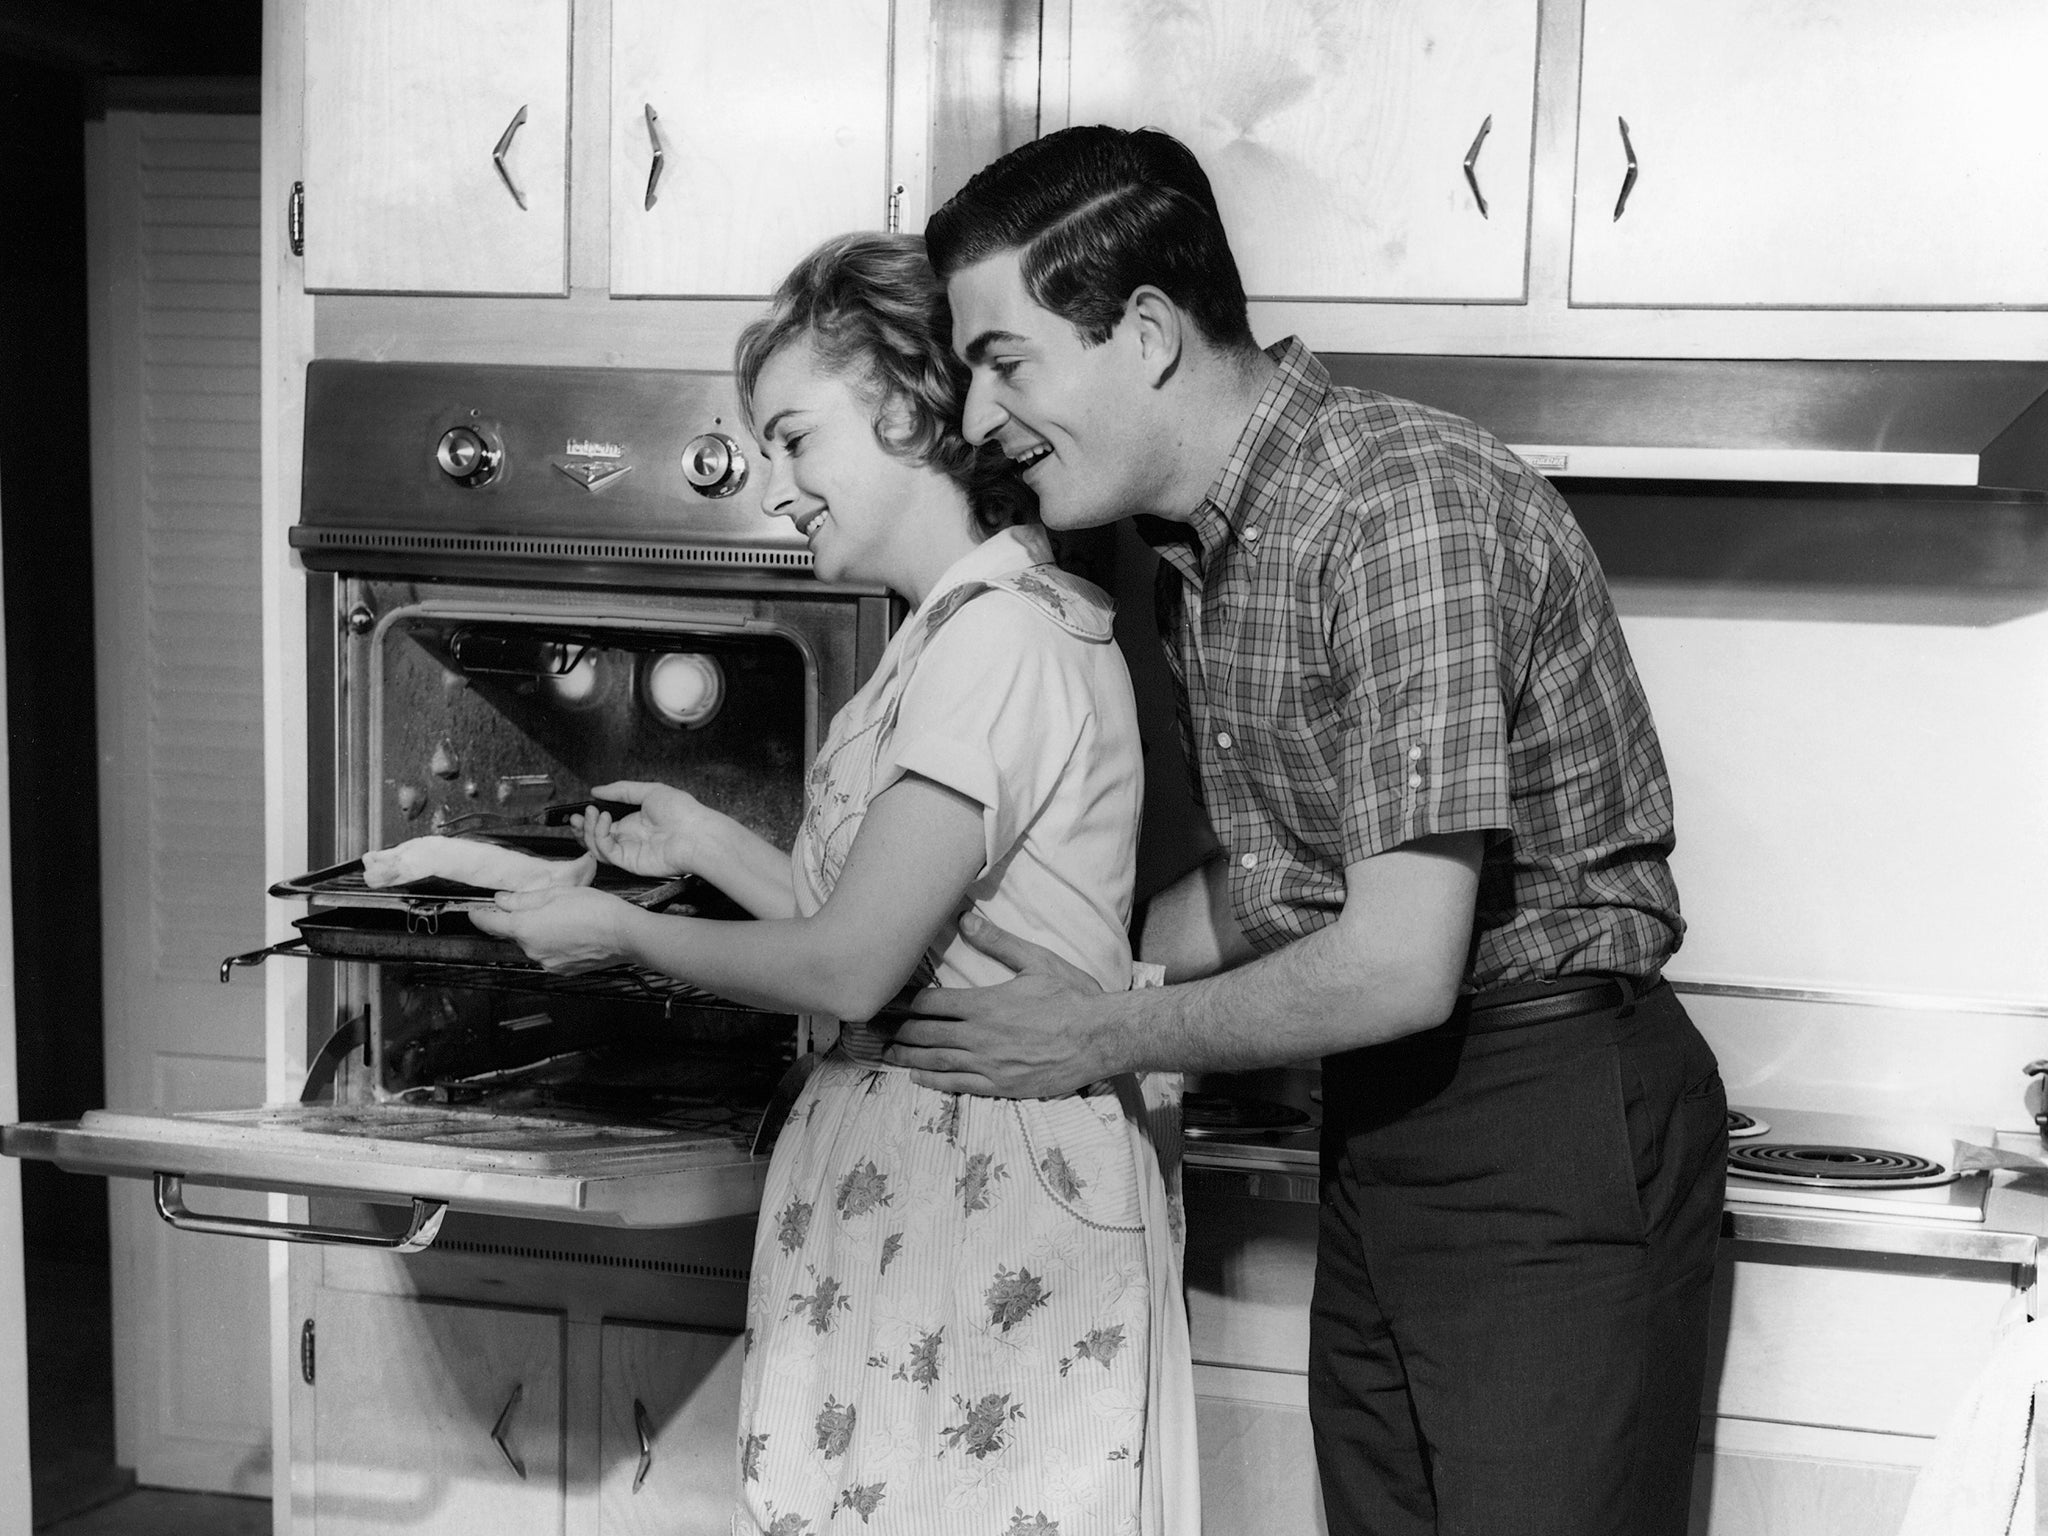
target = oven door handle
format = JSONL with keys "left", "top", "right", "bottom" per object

{"left": 154, "top": 1173, "right": 448, "bottom": 1252}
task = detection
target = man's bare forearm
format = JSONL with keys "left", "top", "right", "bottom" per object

{"left": 1088, "top": 917, "right": 1458, "bottom": 1078}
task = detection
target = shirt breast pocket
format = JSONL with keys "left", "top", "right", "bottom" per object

{"left": 1211, "top": 708, "right": 1350, "bottom": 858}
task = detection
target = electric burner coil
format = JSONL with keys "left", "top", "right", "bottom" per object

{"left": 1727, "top": 1141, "right": 1957, "bottom": 1189}
{"left": 1181, "top": 1093, "right": 1312, "bottom": 1140}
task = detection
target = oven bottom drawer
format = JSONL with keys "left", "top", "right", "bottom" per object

{"left": 2, "top": 1105, "right": 769, "bottom": 1235}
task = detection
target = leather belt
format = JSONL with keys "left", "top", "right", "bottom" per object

{"left": 1457, "top": 974, "right": 1656, "bottom": 1034}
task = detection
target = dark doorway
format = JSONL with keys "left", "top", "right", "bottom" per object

{"left": 2, "top": 6, "right": 261, "bottom": 1525}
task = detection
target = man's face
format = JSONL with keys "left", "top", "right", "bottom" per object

{"left": 947, "top": 250, "right": 1156, "bottom": 531}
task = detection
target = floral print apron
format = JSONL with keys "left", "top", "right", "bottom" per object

{"left": 732, "top": 553, "right": 1196, "bottom": 1536}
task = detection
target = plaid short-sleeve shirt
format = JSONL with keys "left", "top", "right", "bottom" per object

{"left": 1146, "top": 338, "right": 1683, "bottom": 989}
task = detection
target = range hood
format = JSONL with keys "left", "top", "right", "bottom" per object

{"left": 1322, "top": 357, "right": 2048, "bottom": 489}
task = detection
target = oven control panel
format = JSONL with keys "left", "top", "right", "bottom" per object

{"left": 296, "top": 360, "right": 816, "bottom": 583}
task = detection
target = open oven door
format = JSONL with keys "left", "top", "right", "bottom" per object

{"left": 1, "top": 1104, "right": 776, "bottom": 1250}
{"left": 0, "top": 1024, "right": 818, "bottom": 1247}
{"left": 2, "top": 846, "right": 822, "bottom": 1249}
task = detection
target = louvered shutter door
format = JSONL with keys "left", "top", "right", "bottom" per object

{"left": 90, "top": 111, "right": 270, "bottom": 1494}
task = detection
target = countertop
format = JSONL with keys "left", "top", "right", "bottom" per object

{"left": 1183, "top": 1127, "right": 2048, "bottom": 1271}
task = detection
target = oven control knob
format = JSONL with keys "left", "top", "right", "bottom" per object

{"left": 435, "top": 425, "right": 503, "bottom": 487}
{"left": 681, "top": 433, "right": 746, "bottom": 499}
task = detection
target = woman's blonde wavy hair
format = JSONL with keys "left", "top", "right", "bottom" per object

{"left": 735, "top": 231, "right": 1035, "bottom": 536}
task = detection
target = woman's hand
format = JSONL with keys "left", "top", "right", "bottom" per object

{"left": 469, "top": 885, "right": 639, "bottom": 974}
{"left": 570, "top": 779, "right": 712, "bottom": 879}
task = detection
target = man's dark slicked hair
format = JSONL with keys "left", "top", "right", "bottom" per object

{"left": 925, "top": 125, "right": 1256, "bottom": 354}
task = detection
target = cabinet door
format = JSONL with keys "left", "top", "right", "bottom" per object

{"left": 1063, "top": 0, "right": 1540, "bottom": 302}
{"left": 303, "top": 0, "right": 571, "bottom": 295}
{"left": 1571, "top": 0, "right": 2048, "bottom": 308}
{"left": 609, "top": 0, "right": 894, "bottom": 298}
{"left": 598, "top": 1320, "right": 745, "bottom": 1534}
{"left": 1195, "top": 1381, "right": 1328, "bottom": 1536}
{"left": 311, "top": 1292, "right": 566, "bottom": 1535}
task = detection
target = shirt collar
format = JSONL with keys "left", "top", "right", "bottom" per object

{"left": 1150, "top": 337, "right": 1330, "bottom": 574}
{"left": 913, "top": 522, "right": 1054, "bottom": 619}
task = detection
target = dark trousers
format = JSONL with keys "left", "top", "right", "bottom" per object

{"left": 1309, "top": 980, "right": 1726, "bottom": 1536}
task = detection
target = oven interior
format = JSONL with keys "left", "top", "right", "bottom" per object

{"left": 285, "top": 576, "right": 868, "bottom": 1145}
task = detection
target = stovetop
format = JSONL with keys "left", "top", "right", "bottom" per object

{"left": 1723, "top": 1104, "right": 1992, "bottom": 1224}
{"left": 1180, "top": 1097, "right": 2002, "bottom": 1230}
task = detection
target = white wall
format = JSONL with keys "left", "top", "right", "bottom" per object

{"left": 1617, "top": 589, "right": 2048, "bottom": 1133}
{"left": 1626, "top": 604, "right": 2048, "bottom": 1005}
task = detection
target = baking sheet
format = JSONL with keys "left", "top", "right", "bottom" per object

{"left": 271, "top": 831, "right": 698, "bottom": 914}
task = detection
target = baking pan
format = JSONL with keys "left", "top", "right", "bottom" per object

{"left": 291, "top": 906, "right": 534, "bottom": 966}
{"left": 282, "top": 867, "right": 753, "bottom": 965}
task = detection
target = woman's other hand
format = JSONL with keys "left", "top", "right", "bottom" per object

{"left": 571, "top": 779, "right": 710, "bottom": 878}
{"left": 470, "top": 885, "right": 638, "bottom": 974}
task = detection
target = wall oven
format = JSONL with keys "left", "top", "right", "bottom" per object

{"left": 4, "top": 360, "right": 892, "bottom": 1248}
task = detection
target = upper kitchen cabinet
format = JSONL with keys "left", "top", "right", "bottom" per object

{"left": 1570, "top": 0, "right": 2048, "bottom": 309}
{"left": 302, "top": 0, "right": 572, "bottom": 295}
{"left": 609, "top": 0, "right": 898, "bottom": 298}
{"left": 1053, "top": 0, "right": 1541, "bottom": 302}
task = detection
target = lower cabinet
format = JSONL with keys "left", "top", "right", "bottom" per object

{"left": 1690, "top": 1241, "right": 2020, "bottom": 1536}
{"left": 310, "top": 1292, "right": 567, "bottom": 1535}
{"left": 296, "top": 1216, "right": 756, "bottom": 1535}
{"left": 1194, "top": 1368, "right": 1327, "bottom": 1535}
{"left": 597, "top": 1321, "right": 746, "bottom": 1535}
{"left": 1177, "top": 1178, "right": 2026, "bottom": 1536}
{"left": 1183, "top": 1180, "right": 1327, "bottom": 1536}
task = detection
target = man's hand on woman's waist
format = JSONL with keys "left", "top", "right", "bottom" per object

{"left": 884, "top": 832, "right": 1487, "bottom": 1097}
{"left": 883, "top": 911, "right": 1118, "bottom": 1098}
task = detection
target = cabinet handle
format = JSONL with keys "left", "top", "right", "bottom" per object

{"left": 493, "top": 104, "right": 530, "bottom": 211}
{"left": 643, "top": 103, "right": 665, "bottom": 211}
{"left": 287, "top": 181, "right": 304, "bottom": 256}
{"left": 154, "top": 1173, "right": 447, "bottom": 1252}
{"left": 1613, "top": 116, "right": 1639, "bottom": 221}
{"left": 632, "top": 1397, "right": 654, "bottom": 1492}
{"left": 490, "top": 1382, "right": 527, "bottom": 1480}
{"left": 1462, "top": 115, "right": 1492, "bottom": 219}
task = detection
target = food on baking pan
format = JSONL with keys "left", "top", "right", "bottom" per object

{"left": 360, "top": 835, "right": 597, "bottom": 892}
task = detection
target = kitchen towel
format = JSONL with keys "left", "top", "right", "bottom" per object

{"left": 1898, "top": 1315, "right": 2048, "bottom": 1536}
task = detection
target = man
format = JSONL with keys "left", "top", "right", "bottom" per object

{"left": 887, "top": 125, "right": 1727, "bottom": 1535}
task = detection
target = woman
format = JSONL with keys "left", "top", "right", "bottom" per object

{"left": 473, "top": 231, "right": 1196, "bottom": 1536}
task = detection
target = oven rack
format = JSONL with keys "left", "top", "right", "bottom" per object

{"left": 221, "top": 937, "right": 771, "bottom": 1020}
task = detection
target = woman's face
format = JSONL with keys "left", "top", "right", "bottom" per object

{"left": 752, "top": 339, "right": 926, "bottom": 590}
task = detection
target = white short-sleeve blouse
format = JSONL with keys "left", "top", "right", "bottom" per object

{"left": 790, "top": 523, "right": 1143, "bottom": 1000}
